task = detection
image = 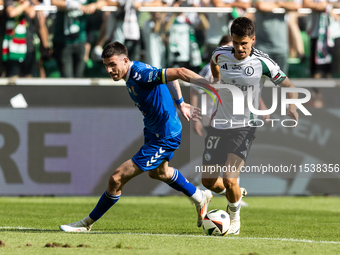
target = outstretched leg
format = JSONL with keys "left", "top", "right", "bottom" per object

{"left": 59, "top": 159, "right": 143, "bottom": 232}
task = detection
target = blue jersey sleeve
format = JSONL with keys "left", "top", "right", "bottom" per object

{"left": 130, "top": 62, "right": 167, "bottom": 90}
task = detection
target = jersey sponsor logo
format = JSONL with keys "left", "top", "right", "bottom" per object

{"left": 232, "top": 65, "right": 241, "bottom": 70}
{"left": 220, "top": 63, "right": 228, "bottom": 70}
{"left": 145, "top": 64, "right": 152, "bottom": 69}
{"left": 244, "top": 66, "right": 254, "bottom": 76}
{"left": 146, "top": 147, "right": 165, "bottom": 167}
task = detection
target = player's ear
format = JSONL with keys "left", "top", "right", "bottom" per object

{"left": 123, "top": 56, "right": 129, "bottom": 64}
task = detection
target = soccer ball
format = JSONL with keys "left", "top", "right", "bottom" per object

{"left": 202, "top": 209, "right": 231, "bottom": 236}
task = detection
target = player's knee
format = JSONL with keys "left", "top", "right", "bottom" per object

{"left": 202, "top": 178, "right": 215, "bottom": 189}
{"left": 108, "top": 174, "right": 121, "bottom": 190}
{"left": 148, "top": 170, "right": 158, "bottom": 180}
{"left": 223, "top": 178, "right": 238, "bottom": 190}
{"left": 148, "top": 170, "right": 168, "bottom": 181}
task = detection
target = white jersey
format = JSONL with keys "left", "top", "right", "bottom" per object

{"left": 211, "top": 46, "right": 286, "bottom": 129}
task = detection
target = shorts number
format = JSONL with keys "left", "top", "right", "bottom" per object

{"left": 206, "top": 136, "right": 221, "bottom": 149}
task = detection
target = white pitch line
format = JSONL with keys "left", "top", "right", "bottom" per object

{"left": 0, "top": 227, "right": 34, "bottom": 229}
{"left": 1, "top": 227, "right": 339, "bottom": 244}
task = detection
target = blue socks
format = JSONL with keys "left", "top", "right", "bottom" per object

{"left": 89, "top": 191, "right": 121, "bottom": 221}
{"left": 165, "top": 168, "right": 196, "bottom": 197}
{"left": 89, "top": 169, "right": 195, "bottom": 221}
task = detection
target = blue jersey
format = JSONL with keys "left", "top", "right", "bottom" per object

{"left": 124, "top": 61, "right": 182, "bottom": 139}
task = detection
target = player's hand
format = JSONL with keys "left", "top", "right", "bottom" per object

{"left": 177, "top": 102, "right": 201, "bottom": 122}
{"left": 193, "top": 119, "right": 203, "bottom": 136}
{"left": 288, "top": 105, "right": 299, "bottom": 127}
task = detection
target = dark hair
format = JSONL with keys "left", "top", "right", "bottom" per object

{"left": 101, "top": 41, "right": 129, "bottom": 59}
{"left": 218, "top": 35, "right": 232, "bottom": 46}
{"left": 230, "top": 17, "right": 255, "bottom": 38}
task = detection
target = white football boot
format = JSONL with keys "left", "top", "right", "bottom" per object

{"left": 59, "top": 218, "right": 93, "bottom": 232}
{"left": 196, "top": 190, "right": 213, "bottom": 227}
{"left": 240, "top": 187, "right": 248, "bottom": 199}
{"left": 224, "top": 219, "right": 241, "bottom": 235}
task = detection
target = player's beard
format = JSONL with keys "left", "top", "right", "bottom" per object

{"left": 237, "top": 50, "right": 249, "bottom": 60}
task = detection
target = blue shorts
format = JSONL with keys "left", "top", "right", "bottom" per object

{"left": 132, "top": 133, "right": 181, "bottom": 171}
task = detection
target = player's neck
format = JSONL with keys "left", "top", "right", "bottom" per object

{"left": 123, "top": 60, "right": 132, "bottom": 80}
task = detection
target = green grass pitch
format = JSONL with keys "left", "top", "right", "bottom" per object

{"left": 0, "top": 196, "right": 340, "bottom": 254}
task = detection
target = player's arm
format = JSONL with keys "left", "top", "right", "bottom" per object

{"left": 136, "top": 65, "right": 207, "bottom": 90}
{"left": 210, "top": 59, "right": 220, "bottom": 81}
{"left": 277, "top": 77, "right": 299, "bottom": 125}
{"left": 166, "top": 80, "right": 183, "bottom": 103}
{"left": 165, "top": 67, "right": 207, "bottom": 83}
{"left": 190, "top": 88, "right": 204, "bottom": 136}
{"left": 165, "top": 67, "right": 221, "bottom": 105}
{"left": 262, "top": 56, "right": 299, "bottom": 125}
{"left": 259, "top": 97, "right": 271, "bottom": 120}
{"left": 167, "top": 80, "right": 201, "bottom": 122}
{"left": 166, "top": 67, "right": 219, "bottom": 94}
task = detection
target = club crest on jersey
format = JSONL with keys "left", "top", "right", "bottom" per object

{"left": 244, "top": 66, "right": 254, "bottom": 76}
{"left": 204, "top": 152, "right": 211, "bottom": 161}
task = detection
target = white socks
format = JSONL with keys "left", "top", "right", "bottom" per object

{"left": 228, "top": 198, "right": 241, "bottom": 221}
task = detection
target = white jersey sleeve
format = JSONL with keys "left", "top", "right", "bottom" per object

{"left": 252, "top": 48, "right": 287, "bottom": 85}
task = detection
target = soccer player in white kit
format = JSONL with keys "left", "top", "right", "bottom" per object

{"left": 201, "top": 17, "right": 299, "bottom": 235}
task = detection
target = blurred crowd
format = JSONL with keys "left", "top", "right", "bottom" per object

{"left": 0, "top": 0, "right": 340, "bottom": 80}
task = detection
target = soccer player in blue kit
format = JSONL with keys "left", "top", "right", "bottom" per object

{"left": 59, "top": 41, "right": 213, "bottom": 232}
